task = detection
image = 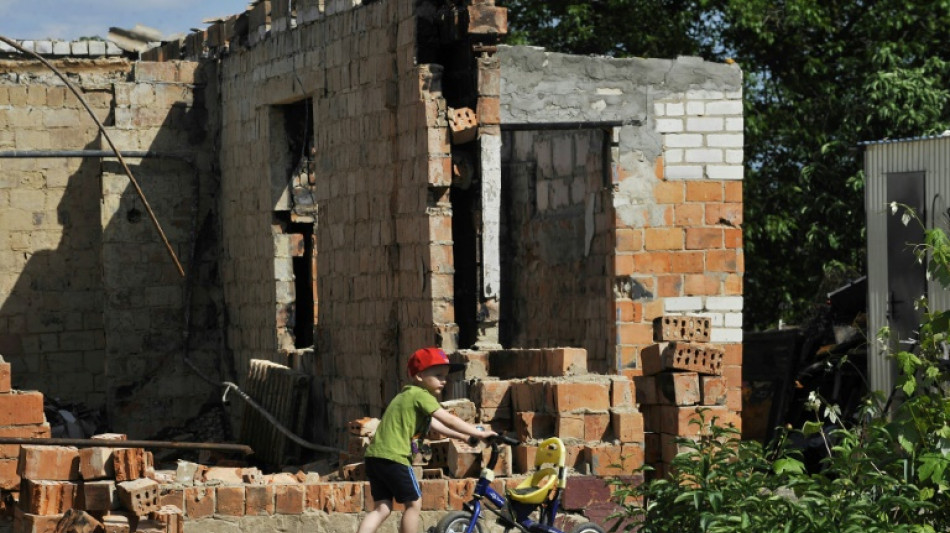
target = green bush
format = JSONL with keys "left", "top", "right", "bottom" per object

{"left": 610, "top": 207, "right": 950, "bottom": 532}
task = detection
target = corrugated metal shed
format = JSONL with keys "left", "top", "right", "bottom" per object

{"left": 863, "top": 133, "right": 950, "bottom": 394}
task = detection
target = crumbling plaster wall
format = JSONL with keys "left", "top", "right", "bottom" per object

{"left": 499, "top": 47, "right": 745, "bottom": 378}
{"left": 0, "top": 56, "right": 224, "bottom": 437}
{"left": 217, "top": 0, "right": 453, "bottom": 446}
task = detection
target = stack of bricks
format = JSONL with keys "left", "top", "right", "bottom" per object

{"left": 0, "top": 359, "right": 50, "bottom": 496}
{"left": 636, "top": 315, "right": 741, "bottom": 477}
{"left": 461, "top": 348, "right": 645, "bottom": 478}
{"left": 14, "top": 435, "right": 180, "bottom": 533}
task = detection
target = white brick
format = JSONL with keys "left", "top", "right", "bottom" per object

{"left": 705, "top": 101, "right": 743, "bottom": 115}
{"left": 35, "top": 40, "right": 53, "bottom": 54}
{"left": 665, "top": 165, "right": 704, "bottom": 180}
{"left": 707, "top": 165, "right": 744, "bottom": 180}
{"left": 656, "top": 118, "right": 683, "bottom": 133}
{"left": 88, "top": 41, "right": 106, "bottom": 56}
{"left": 725, "top": 150, "right": 744, "bottom": 164}
{"left": 691, "top": 312, "right": 724, "bottom": 327}
{"left": 686, "top": 101, "right": 705, "bottom": 115}
{"left": 706, "top": 296, "right": 743, "bottom": 311}
{"left": 665, "top": 297, "right": 704, "bottom": 312}
{"left": 70, "top": 41, "right": 89, "bottom": 56}
{"left": 20, "top": 40, "right": 35, "bottom": 52}
{"left": 711, "top": 328, "right": 743, "bottom": 343}
{"left": 664, "top": 134, "right": 703, "bottom": 148}
{"left": 685, "top": 148, "right": 723, "bottom": 163}
{"left": 654, "top": 102, "right": 666, "bottom": 116}
{"left": 706, "top": 134, "right": 743, "bottom": 148}
{"left": 666, "top": 102, "right": 684, "bottom": 115}
{"left": 724, "top": 312, "right": 743, "bottom": 328}
{"left": 105, "top": 42, "right": 122, "bottom": 55}
{"left": 686, "top": 117, "right": 724, "bottom": 132}
{"left": 725, "top": 117, "right": 744, "bottom": 131}
{"left": 52, "top": 41, "right": 70, "bottom": 55}
{"left": 687, "top": 89, "right": 724, "bottom": 100}
{"left": 725, "top": 90, "right": 742, "bottom": 99}
{"left": 664, "top": 149, "right": 683, "bottom": 163}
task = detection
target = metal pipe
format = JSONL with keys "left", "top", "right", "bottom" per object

{"left": 0, "top": 437, "right": 253, "bottom": 456}
{"left": 0, "top": 150, "right": 192, "bottom": 160}
{"left": 500, "top": 119, "right": 640, "bottom": 131}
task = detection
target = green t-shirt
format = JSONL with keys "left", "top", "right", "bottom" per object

{"left": 365, "top": 385, "right": 442, "bottom": 465}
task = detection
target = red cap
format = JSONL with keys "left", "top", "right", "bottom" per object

{"left": 408, "top": 347, "right": 466, "bottom": 378}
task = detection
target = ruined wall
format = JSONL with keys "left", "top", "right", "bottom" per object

{"left": 216, "top": 0, "right": 449, "bottom": 445}
{"left": 0, "top": 54, "right": 223, "bottom": 437}
{"left": 500, "top": 128, "right": 612, "bottom": 367}
{"left": 499, "top": 48, "right": 744, "bottom": 403}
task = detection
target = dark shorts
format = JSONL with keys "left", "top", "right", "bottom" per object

{"left": 365, "top": 457, "right": 421, "bottom": 504}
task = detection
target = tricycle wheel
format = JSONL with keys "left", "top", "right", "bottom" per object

{"left": 435, "top": 511, "right": 485, "bottom": 533}
{"left": 569, "top": 523, "right": 606, "bottom": 533}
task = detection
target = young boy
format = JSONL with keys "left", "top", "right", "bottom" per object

{"left": 357, "top": 347, "right": 496, "bottom": 533}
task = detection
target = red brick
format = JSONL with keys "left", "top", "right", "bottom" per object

{"left": 79, "top": 447, "right": 115, "bottom": 480}
{"left": 610, "top": 377, "right": 635, "bottom": 408}
{"left": 148, "top": 506, "right": 183, "bottom": 533}
{"left": 476, "top": 96, "right": 500, "bottom": 125}
{"left": 215, "top": 486, "right": 245, "bottom": 516}
{"left": 13, "top": 508, "right": 63, "bottom": 533}
{"left": 420, "top": 479, "right": 447, "bottom": 510}
{"left": 466, "top": 4, "right": 508, "bottom": 34}
{"left": 700, "top": 376, "right": 727, "bottom": 405}
{"left": 512, "top": 381, "right": 545, "bottom": 413}
{"left": 726, "top": 387, "right": 742, "bottom": 412}
{"left": 555, "top": 413, "right": 585, "bottom": 441}
{"left": 656, "top": 372, "right": 700, "bottom": 406}
{"left": 684, "top": 274, "right": 720, "bottom": 295}
{"left": 0, "top": 424, "right": 51, "bottom": 459}
{"left": 112, "top": 448, "right": 148, "bottom": 482}
{"left": 447, "top": 479, "right": 476, "bottom": 510}
{"left": 658, "top": 406, "right": 739, "bottom": 437}
{"left": 633, "top": 251, "right": 672, "bottom": 273}
{"left": 158, "top": 487, "right": 184, "bottom": 510}
{"left": 19, "top": 480, "right": 77, "bottom": 515}
{"left": 634, "top": 375, "right": 657, "bottom": 405}
{"left": 674, "top": 203, "right": 704, "bottom": 226}
{"left": 82, "top": 480, "right": 117, "bottom": 512}
{"left": 585, "top": 445, "right": 625, "bottom": 476}
{"left": 0, "top": 363, "right": 10, "bottom": 393}
{"left": 640, "top": 342, "right": 724, "bottom": 376}
{"left": 724, "top": 228, "right": 742, "bottom": 248}
{"left": 685, "top": 228, "right": 723, "bottom": 250}
{"left": 723, "top": 365, "right": 742, "bottom": 388}
{"left": 446, "top": 439, "right": 481, "bottom": 478}
{"left": 244, "top": 485, "right": 274, "bottom": 516}
{"left": 18, "top": 446, "right": 79, "bottom": 481}
{"left": 615, "top": 300, "right": 642, "bottom": 323}
{"left": 656, "top": 275, "right": 683, "bottom": 297}
{"left": 514, "top": 412, "right": 555, "bottom": 441}
{"left": 305, "top": 482, "right": 362, "bottom": 513}
{"left": 471, "top": 380, "right": 511, "bottom": 409}
{"left": 653, "top": 315, "right": 712, "bottom": 343}
{"left": 644, "top": 228, "right": 684, "bottom": 250}
{"left": 274, "top": 484, "right": 304, "bottom": 514}
{"left": 100, "top": 512, "right": 135, "bottom": 533}
{"left": 513, "top": 445, "right": 536, "bottom": 474}
{"left": 706, "top": 250, "right": 739, "bottom": 272}
{"left": 685, "top": 181, "right": 723, "bottom": 202}
{"left": 660, "top": 433, "right": 698, "bottom": 464}
{"left": 545, "top": 348, "right": 587, "bottom": 376}
{"left": 615, "top": 254, "right": 635, "bottom": 276}
{"left": 611, "top": 409, "right": 644, "bottom": 443}
{"left": 724, "top": 181, "right": 742, "bottom": 202}
{"left": 551, "top": 382, "right": 610, "bottom": 412}
{"left": 615, "top": 228, "right": 642, "bottom": 252}
{"left": 117, "top": 478, "right": 160, "bottom": 515}
{"left": 706, "top": 203, "right": 743, "bottom": 226}
{"left": 670, "top": 251, "right": 704, "bottom": 273}
{"left": 0, "top": 391, "right": 44, "bottom": 426}
{"left": 653, "top": 181, "right": 684, "bottom": 203}
{"left": 585, "top": 412, "right": 611, "bottom": 441}
{"left": 724, "top": 273, "right": 743, "bottom": 294}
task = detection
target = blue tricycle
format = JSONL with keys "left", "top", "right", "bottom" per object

{"left": 433, "top": 435, "right": 606, "bottom": 533}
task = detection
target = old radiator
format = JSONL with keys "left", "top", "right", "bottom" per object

{"left": 240, "top": 359, "right": 311, "bottom": 466}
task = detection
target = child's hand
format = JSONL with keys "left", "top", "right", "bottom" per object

{"left": 466, "top": 426, "right": 498, "bottom": 445}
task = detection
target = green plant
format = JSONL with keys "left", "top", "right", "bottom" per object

{"left": 609, "top": 206, "right": 950, "bottom": 532}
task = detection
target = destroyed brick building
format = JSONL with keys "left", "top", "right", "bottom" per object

{"left": 0, "top": 0, "right": 744, "bottom": 529}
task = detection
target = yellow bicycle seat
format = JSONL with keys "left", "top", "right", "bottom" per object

{"left": 507, "top": 437, "right": 566, "bottom": 505}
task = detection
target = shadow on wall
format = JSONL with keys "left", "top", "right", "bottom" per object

{"left": 0, "top": 69, "right": 231, "bottom": 440}
{"left": 0, "top": 138, "right": 107, "bottom": 408}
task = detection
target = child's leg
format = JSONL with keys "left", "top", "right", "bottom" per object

{"left": 357, "top": 500, "right": 392, "bottom": 533}
{"left": 399, "top": 498, "right": 422, "bottom": 533}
